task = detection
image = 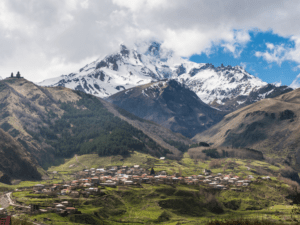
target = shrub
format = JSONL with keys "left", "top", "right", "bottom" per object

{"left": 205, "top": 193, "right": 224, "bottom": 214}
{"left": 156, "top": 211, "right": 171, "bottom": 222}
{"left": 206, "top": 218, "right": 283, "bottom": 225}
{"left": 199, "top": 142, "right": 210, "bottom": 147}
{"left": 209, "top": 159, "right": 224, "bottom": 169}
{"left": 223, "top": 199, "right": 241, "bottom": 210}
{"left": 202, "top": 149, "right": 219, "bottom": 158}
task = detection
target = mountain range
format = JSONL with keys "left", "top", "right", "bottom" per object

{"left": 38, "top": 41, "right": 292, "bottom": 112}
{"left": 1, "top": 41, "right": 300, "bottom": 182}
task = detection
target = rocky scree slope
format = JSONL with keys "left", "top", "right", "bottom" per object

{"left": 107, "top": 79, "right": 225, "bottom": 138}
{"left": 38, "top": 41, "right": 292, "bottom": 112}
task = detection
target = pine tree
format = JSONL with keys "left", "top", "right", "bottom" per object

{"left": 150, "top": 167, "right": 155, "bottom": 175}
{"left": 16, "top": 71, "right": 20, "bottom": 78}
{"left": 10, "top": 72, "right": 13, "bottom": 78}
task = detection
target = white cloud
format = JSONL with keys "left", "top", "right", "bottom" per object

{"left": 240, "top": 62, "right": 247, "bottom": 69}
{"left": 255, "top": 43, "right": 288, "bottom": 65}
{"left": 221, "top": 30, "right": 251, "bottom": 58}
{"left": 290, "top": 74, "right": 300, "bottom": 89}
{"left": 2, "top": 0, "right": 300, "bottom": 81}
{"left": 272, "top": 80, "right": 282, "bottom": 87}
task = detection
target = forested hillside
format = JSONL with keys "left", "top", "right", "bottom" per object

{"left": 0, "top": 78, "right": 190, "bottom": 179}
{"left": 32, "top": 92, "right": 169, "bottom": 157}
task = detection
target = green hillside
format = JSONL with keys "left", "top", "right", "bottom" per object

{"left": 7, "top": 152, "right": 300, "bottom": 225}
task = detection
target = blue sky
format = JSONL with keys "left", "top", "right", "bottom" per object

{"left": 189, "top": 31, "right": 299, "bottom": 86}
{"left": 2, "top": 0, "right": 300, "bottom": 86}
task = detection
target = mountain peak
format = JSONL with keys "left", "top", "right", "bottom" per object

{"left": 108, "top": 79, "right": 224, "bottom": 138}
{"left": 120, "top": 44, "right": 130, "bottom": 57}
{"left": 38, "top": 41, "right": 290, "bottom": 112}
{"left": 146, "top": 41, "right": 161, "bottom": 56}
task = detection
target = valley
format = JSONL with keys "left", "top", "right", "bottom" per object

{"left": 1, "top": 152, "right": 300, "bottom": 224}
{"left": 2, "top": 1, "right": 300, "bottom": 224}
{"left": 1, "top": 63, "right": 300, "bottom": 224}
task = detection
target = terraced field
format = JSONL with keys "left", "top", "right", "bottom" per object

{"left": 3, "top": 151, "right": 300, "bottom": 224}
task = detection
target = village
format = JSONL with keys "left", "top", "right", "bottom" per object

{"left": 1, "top": 163, "right": 273, "bottom": 219}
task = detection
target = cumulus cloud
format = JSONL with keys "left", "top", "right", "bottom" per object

{"left": 1, "top": 0, "right": 300, "bottom": 81}
{"left": 255, "top": 43, "right": 288, "bottom": 65}
{"left": 255, "top": 37, "right": 300, "bottom": 68}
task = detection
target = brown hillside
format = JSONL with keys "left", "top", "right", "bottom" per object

{"left": 193, "top": 88, "right": 300, "bottom": 163}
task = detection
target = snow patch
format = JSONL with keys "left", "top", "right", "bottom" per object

{"left": 258, "top": 89, "right": 274, "bottom": 99}
{"left": 142, "top": 89, "right": 149, "bottom": 97}
{"left": 237, "top": 100, "right": 246, "bottom": 105}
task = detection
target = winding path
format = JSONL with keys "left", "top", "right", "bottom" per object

{"left": 5, "top": 192, "right": 30, "bottom": 209}
{"left": 4, "top": 192, "right": 45, "bottom": 225}
{"left": 75, "top": 154, "right": 87, "bottom": 169}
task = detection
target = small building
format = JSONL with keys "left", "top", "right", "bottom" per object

{"left": 61, "top": 189, "right": 70, "bottom": 195}
{"left": 124, "top": 180, "right": 133, "bottom": 185}
{"left": 55, "top": 204, "right": 66, "bottom": 210}
{"left": 33, "top": 184, "right": 45, "bottom": 191}
{"left": 88, "top": 187, "right": 99, "bottom": 193}
{"left": 215, "top": 185, "right": 225, "bottom": 189}
{"left": 160, "top": 157, "right": 165, "bottom": 160}
{"left": 70, "top": 191, "right": 80, "bottom": 198}
{"left": 91, "top": 177, "right": 100, "bottom": 184}
{"left": 61, "top": 201, "right": 70, "bottom": 207}
{"left": 66, "top": 207, "right": 77, "bottom": 214}
{"left": 83, "top": 183, "right": 92, "bottom": 187}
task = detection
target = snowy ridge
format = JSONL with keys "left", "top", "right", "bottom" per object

{"left": 38, "top": 41, "right": 280, "bottom": 109}
{"left": 39, "top": 41, "right": 200, "bottom": 98}
{"left": 0, "top": 76, "right": 2, "bottom": 80}
{"left": 176, "top": 64, "right": 267, "bottom": 104}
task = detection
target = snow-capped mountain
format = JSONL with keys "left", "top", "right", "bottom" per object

{"left": 39, "top": 41, "right": 292, "bottom": 111}
{"left": 177, "top": 64, "right": 266, "bottom": 104}
{"left": 39, "top": 41, "right": 194, "bottom": 98}
{"left": 0, "top": 76, "right": 2, "bottom": 80}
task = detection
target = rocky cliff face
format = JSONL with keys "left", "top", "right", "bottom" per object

{"left": 107, "top": 79, "right": 225, "bottom": 138}
{"left": 39, "top": 41, "right": 290, "bottom": 112}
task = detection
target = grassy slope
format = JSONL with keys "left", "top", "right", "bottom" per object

{"left": 5, "top": 152, "right": 300, "bottom": 224}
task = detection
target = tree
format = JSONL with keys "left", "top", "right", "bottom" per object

{"left": 16, "top": 71, "right": 20, "bottom": 78}
{"left": 150, "top": 167, "right": 155, "bottom": 175}
{"left": 10, "top": 72, "right": 13, "bottom": 78}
